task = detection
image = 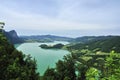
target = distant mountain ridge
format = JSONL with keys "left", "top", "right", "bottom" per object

{"left": 20, "top": 35, "right": 73, "bottom": 42}
{"left": 3, "top": 29, "right": 120, "bottom": 48}
{"left": 71, "top": 36, "right": 116, "bottom": 43}
{"left": 3, "top": 30, "right": 23, "bottom": 44}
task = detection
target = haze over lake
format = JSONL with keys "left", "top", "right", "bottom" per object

{"left": 16, "top": 41, "right": 70, "bottom": 75}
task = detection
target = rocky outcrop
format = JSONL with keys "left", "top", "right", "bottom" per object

{"left": 3, "top": 30, "right": 23, "bottom": 44}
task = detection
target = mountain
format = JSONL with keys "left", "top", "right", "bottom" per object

{"left": 3, "top": 30, "right": 23, "bottom": 44}
{"left": 20, "top": 35, "right": 73, "bottom": 42}
{"left": 67, "top": 36, "right": 120, "bottom": 53}
{"left": 71, "top": 36, "right": 114, "bottom": 43}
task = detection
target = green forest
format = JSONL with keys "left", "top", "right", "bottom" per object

{"left": 1, "top": 0, "right": 120, "bottom": 80}
{"left": 0, "top": 32, "right": 120, "bottom": 80}
{"left": 0, "top": 32, "right": 40, "bottom": 80}
{"left": 40, "top": 43, "right": 64, "bottom": 49}
{"left": 42, "top": 37, "right": 120, "bottom": 80}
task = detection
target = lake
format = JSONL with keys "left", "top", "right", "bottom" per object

{"left": 15, "top": 41, "right": 70, "bottom": 75}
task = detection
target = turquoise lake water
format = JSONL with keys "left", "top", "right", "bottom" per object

{"left": 16, "top": 41, "right": 70, "bottom": 75}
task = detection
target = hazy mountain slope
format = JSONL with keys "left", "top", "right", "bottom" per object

{"left": 71, "top": 36, "right": 114, "bottom": 43}
{"left": 20, "top": 35, "right": 73, "bottom": 42}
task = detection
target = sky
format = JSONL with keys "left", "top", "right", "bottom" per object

{"left": 0, "top": 0, "right": 120, "bottom": 37}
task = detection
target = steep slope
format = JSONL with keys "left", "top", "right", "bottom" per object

{"left": 0, "top": 32, "right": 40, "bottom": 80}
{"left": 3, "top": 30, "right": 23, "bottom": 44}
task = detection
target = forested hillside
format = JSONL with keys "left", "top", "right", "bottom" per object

{"left": 1, "top": 30, "right": 120, "bottom": 80}
{"left": 42, "top": 50, "right": 120, "bottom": 80}
{"left": 71, "top": 36, "right": 114, "bottom": 43}
{"left": 0, "top": 32, "right": 40, "bottom": 80}
{"left": 42, "top": 36, "right": 120, "bottom": 80}
{"left": 67, "top": 36, "right": 120, "bottom": 53}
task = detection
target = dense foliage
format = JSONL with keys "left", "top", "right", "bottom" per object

{"left": 0, "top": 33, "right": 40, "bottom": 80}
{"left": 42, "top": 36, "right": 120, "bottom": 80}
{"left": 40, "top": 43, "right": 64, "bottom": 49}
{"left": 42, "top": 50, "right": 120, "bottom": 80}
{"left": 1, "top": 29, "right": 120, "bottom": 80}
{"left": 43, "top": 54, "right": 76, "bottom": 80}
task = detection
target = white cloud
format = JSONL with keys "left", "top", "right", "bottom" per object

{"left": 0, "top": 5, "right": 108, "bottom": 31}
{"left": 0, "top": 0, "right": 120, "bottom": 36}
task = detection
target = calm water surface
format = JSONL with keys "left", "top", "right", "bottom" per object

{"left": 16, "top": 41, "right": 70, "bottom": 75}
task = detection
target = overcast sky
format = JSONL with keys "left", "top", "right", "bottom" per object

{"left": 0, "top": 0, "right": 120, "bottom": 37}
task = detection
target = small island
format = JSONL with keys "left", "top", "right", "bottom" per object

{"left": 39, "top": 43, "right": 64, "bottom": 49}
